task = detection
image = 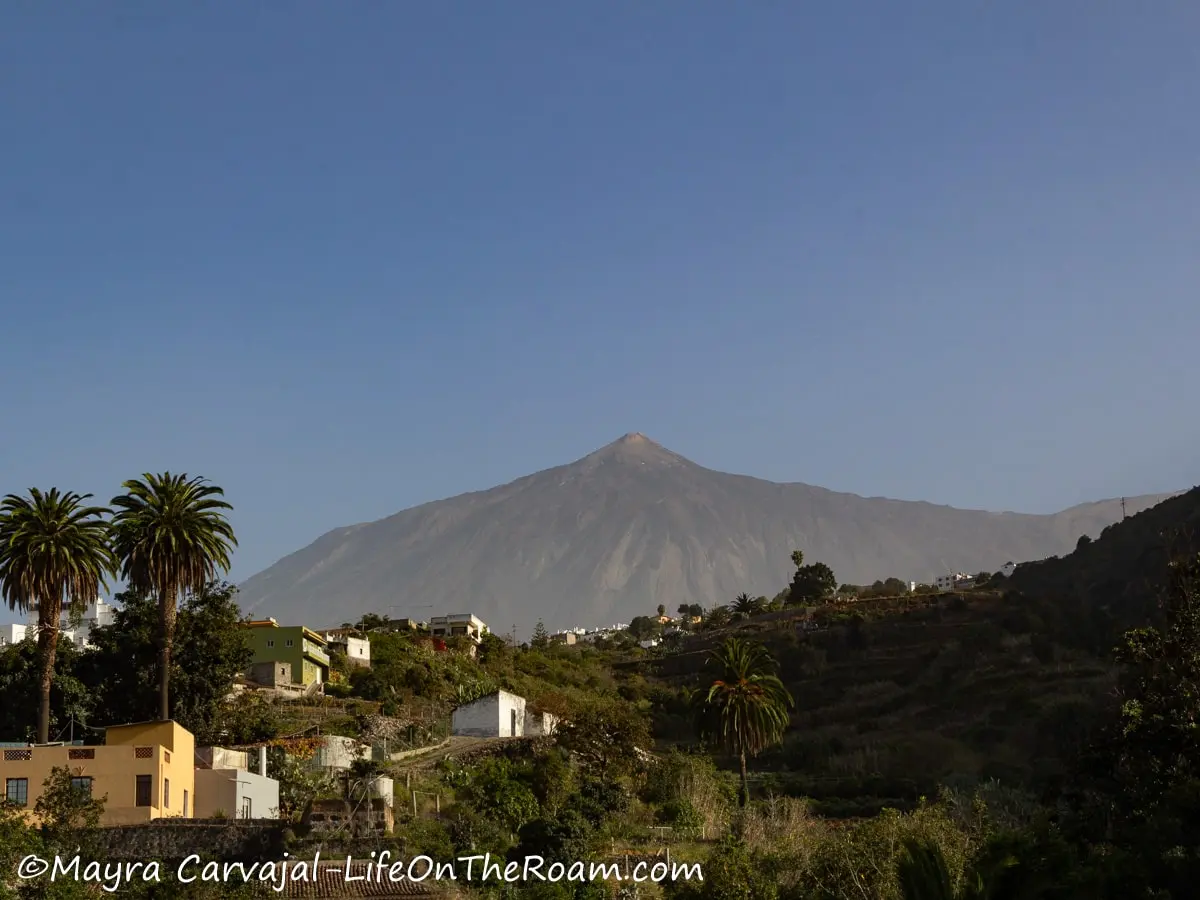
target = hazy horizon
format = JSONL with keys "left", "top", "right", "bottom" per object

{"left": 3, "top": 3, "right": 1198, "bottom": 587}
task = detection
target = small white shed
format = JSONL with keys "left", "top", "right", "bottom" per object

{"left": 525, "top": 711, "right": 559, "bottom": 737}
{"left": 451, "top": 689, "right": 527, "bottom": 737}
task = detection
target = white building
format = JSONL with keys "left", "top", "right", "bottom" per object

{"left": 2, "top": 598, "right": 114, "bottom": 649}
{"left": 194, "top": 746, "right": 280, "bottom": 820}
{"left": 999, "top": 561, "right": 1017, "bottom": 578}
{"left": 309, "top": 735, "right": 371, "bottom": 774}
{"left": 526, "top": 711, "right": 559, "bottom": 737}
{"left": 342, "top": 635, "right": 370, "bottom": 666}
{"left": 322, "top": 630, "right": 371, "bottom": 668}
{"left": 61, "top": 598, "right": 116, "bottom": 649}
{"left": 935, "top": 573, "right": 974, "bottom": 592}
{"left": 578, "top": 623, "right": 629, "bottom": 643}
{"left": 0, "top": 624, "right": 30, "bottom": 647}
{"left": 1, "top": 623, "right": 81, "bottom": 648}
{"left": 78, "top": 597, "right": 116, "bottom": 632}
{"left": 451, "top": 689, "right": 527, "bottom": 737}
{"left": 429, "top": 614, "right": 489, "bottom": 645}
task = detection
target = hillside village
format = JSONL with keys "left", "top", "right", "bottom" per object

{"left": 3, "top": 478, "right": 1200, "bottom": 898}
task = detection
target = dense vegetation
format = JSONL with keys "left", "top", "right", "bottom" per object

{"left": 0, "top": 475, "right": 236, "bottom": 744}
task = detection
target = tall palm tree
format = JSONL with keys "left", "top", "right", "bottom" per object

{"left": 110, "top": 473, "right": 237, "bottom": 722}
{"left": 0, "top": 489, "right": 116, "bottom": 743}
{"left": 700, "top": 637, "right": 794, "bottom": 806}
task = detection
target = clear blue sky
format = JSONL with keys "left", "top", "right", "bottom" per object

{"left": 2, "top": 2, "right": 1198, "bottom": 588}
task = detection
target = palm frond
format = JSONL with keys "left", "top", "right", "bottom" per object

{"left": 0, "top": 487, "right": 115, "bottom": 617}
{"left": 700, "top": 637, "right": 794, "bottom": 758}
{"left": 896, "top": 837, "right": 955, "bottom": 900}
{"left": 111, "top": 472, "right": 237, "bottom": 601}
{"left": 0, "top": 487, "right": 116, "bottom": 741}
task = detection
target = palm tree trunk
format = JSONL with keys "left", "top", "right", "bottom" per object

{"left": 36, "top": 599, "right": 62, "bottom": 744}
{"left": 158, "top": 584, "right": 176, "bottom": 721}
{"left": 739, "top": 750, "right": 749, "bottom": 808}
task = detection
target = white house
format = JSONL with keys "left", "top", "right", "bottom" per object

{"left": 2, "top": 597, "right": 116, "bottom": 649}
{"left": 322, "top": 630, "right": 371, "bottom": 668}
{"left": 0, "top": 624, "right": 30, "bottom": 647}
{"left": 60, "top": 598, "right": 116, "bottom": 649}
{"left": 194, "top": 745, "right": 280, "bottom": 820}
{"left": 451, "top": 689, "right": 527, "bottom": 737}
{"left": 935, "top": 573, "right": 974, "bottom": 592}
{"left": 342, "top": 635, "right": 370, "bottom": 666}
{"left": 429, "top": 614, "right": 489, "bottom": 645}
{"left": 78, "top": 598, "right": 116, "bottom": 632}
{"left": 999, "top": 561, "right": 1017, "bottom": 578}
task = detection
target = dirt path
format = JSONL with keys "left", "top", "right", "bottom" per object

{"left": 395, "top": 734, "right": 530, "bottom": 770}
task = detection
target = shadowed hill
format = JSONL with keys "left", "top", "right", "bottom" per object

{"left": 1008, "top": 484, "right": 1200, "bottom": 641}
{"left": 237, "top": 434, "right": 1177, "bottom": 632}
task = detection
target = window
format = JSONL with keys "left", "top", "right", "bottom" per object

{"left": 241, "top": 797, "right": 252, "bottom": 819}
{"left": 135, "top": 775, "right": 152, "bottom": 807}
{"left": 163, "top": 778, "right": 170, "bottom": 809}
{"left": 183, "top": 790, "right": 189, "bottom": 817}
{"left": 285, "top": 639, "right": 293, "bottom": 647}
{"left": 5, "top": 778, "right": 28, "bottom": 806}
{"left": 70, "top": 777, "right": 92, "bottom": 797}
{"left": 266, "top": 640, "right": 275, "bottom": 648}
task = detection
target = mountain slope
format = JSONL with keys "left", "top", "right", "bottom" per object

{"left": 1009, "top": 483, "right": 1200, "bottom": 634}
{"left": 237, "top": 434, "right": 1178, "bottom": 632}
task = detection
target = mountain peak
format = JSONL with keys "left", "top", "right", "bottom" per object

{"left": 577, "top": 432, "right": 686, "bottom": 467}
{"left": 617, "top": 431, "right": 652, "bottom": 445}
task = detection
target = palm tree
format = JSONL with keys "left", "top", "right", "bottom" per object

{"left": 700, "top": 637, "right": 794, "bottom": 806}
{"left": 731, "top": 592, "right": 763, "bottom": 619}
{"left": 703, "top": 604, "right": 732, "bottom": 630}
{"left": 0, "top": 489, "right": 116, "bottom": 743}
{"left": 110, "top": 473, "right": 237, "bottom": 722}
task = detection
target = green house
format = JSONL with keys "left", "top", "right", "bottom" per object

{"left": 242, "top": 618, "right": 330, "bottom": 686}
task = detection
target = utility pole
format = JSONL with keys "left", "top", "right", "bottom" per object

{"left": 1121, "top": 497, "right": 1127, "bottom": 520}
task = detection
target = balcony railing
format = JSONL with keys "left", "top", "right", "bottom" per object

{"left": 303, "top": 642, "right": 330, "bottom": 665}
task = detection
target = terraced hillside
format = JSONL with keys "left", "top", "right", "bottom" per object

{"left": 640, "top": 592, "right": 1112, "bottom": 816}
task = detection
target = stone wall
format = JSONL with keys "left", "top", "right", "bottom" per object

{"left": 97, "top": 820, "right": 287, "bottom": 861}
{"left": 304, "top": 798, "right": 393, "bottom": 837}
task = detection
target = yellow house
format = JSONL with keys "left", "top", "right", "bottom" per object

{"left": 0, "top": 720, "right": 195, "bottom": 826}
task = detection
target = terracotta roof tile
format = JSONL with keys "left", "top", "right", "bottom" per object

{"left": 274, "top": 863, "right": 440, "bottom": 898}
